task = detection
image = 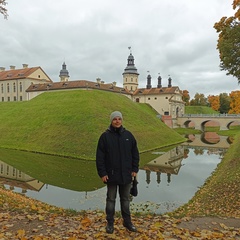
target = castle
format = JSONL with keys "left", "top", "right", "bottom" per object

{"left": 0, "top": 51, "right": 185, "bottom": 126}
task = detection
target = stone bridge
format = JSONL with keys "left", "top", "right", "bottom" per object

{"left": 177, "top": 114, "right": 240, "bottom": 131}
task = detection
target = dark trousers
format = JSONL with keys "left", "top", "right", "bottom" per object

{"left": 106, "top": 183, "right": 132, "bottom": 225}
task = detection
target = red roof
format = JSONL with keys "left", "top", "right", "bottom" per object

{"left": 0, "top": 66, "right": 52, "bottom": 82}
{"left": 26, "top": 80, "right": 132, "bottom": 95}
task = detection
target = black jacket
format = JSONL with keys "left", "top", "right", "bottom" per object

{"left": 96, "top": 125, "right": 139, "bottom": 185}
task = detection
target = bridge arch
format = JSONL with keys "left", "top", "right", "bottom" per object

{"left": 227, "top": 120, "right": 240, "bottom": 129}
{"left": 201, "top": 120, "right": 220, "bottom": 131}
{"left": 183, "top": 120, "right": 195, "bottom": 128}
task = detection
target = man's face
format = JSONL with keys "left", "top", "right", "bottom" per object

{"left": 111, "top": 117, "right": 122, "bottom": 128}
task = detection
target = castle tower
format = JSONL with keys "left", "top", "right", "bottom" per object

{"left": 168, "top": 76, "right": 172, "bottom": 87}
{"left": 59, "top": 62, "right": 70, "bottom": 82}
{"left": 157, "top": 73, "right": 162, "bottom": 88}
{"left": 122, "top": 47, "right": 139, "bottom": 92}
{"left": 146, "top": 73, "right": 152, "bottom": 89}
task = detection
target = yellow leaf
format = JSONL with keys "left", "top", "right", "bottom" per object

{"left": 81, "top": 217, "right": 91, "bottom": 226}
{"left": 38, "top": 215, "right": 45, "bottom": 221}
{"left": 17, "top": 229, "right": 25, "bottom": 237}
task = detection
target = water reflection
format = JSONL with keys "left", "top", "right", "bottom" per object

{"left": 0, "top": 162, "right": 44, "bottom": 193}
{"left": 1, "top": 133, "right": 230, "bottom": 214}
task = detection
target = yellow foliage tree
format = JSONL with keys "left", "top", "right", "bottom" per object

{"left": 208, "top": 95, "right": 220, "bottom": 111}
{"left": 228, "top": 90, "right": 240, "bottom": 113}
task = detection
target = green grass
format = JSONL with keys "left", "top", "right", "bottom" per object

{"left": 173, "top": 128, "right": 201, "bottom": 135}
{"left": 0, "top": 90, "right": 184, "bottom": 160}
{"left": 185, "top": 106, "right": 218, "bottom": 114}
{"left": 0, "top": 148, "right": 103, "bottom": 192}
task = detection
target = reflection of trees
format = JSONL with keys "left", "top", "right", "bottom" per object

{"left": 193, "top": 148, "right": 204, "bottom": 155}
{"left": 184, "top": 149, "right": 189, "bottom": 159}
{"left": 206, "top": 149, "right": 227, "bottom": 156}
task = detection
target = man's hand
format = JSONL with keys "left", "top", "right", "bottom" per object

{"left": 131, "top": 172, "right": 137, "bottom": 177}
{"left": 101, "top": 175, "right": 108, "bottom": 183}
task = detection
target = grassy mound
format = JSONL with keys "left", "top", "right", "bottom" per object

{"left": 0, "top": 90, "right": 184, "bottom": 160}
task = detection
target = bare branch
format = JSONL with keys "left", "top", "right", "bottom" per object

{"left": 0, "top": 0, "right": 8, "bottom": 19}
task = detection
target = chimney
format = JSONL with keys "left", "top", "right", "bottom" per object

{"left": 146, "top": 74, "right": 152, "bottom": 89}
{"left": 22, "top": 64, "right": 28, "bottom": 68}
{"left": 0, "top": 67, "right": 5, "bottom": 72}
{"left": 168, "top": 76, "right": 172, "bottom": 88}
{"left": 157, "top": 74, "right": 162, "bottom": 88}
{"left": 10, "top": 65, "right": 16, "bottom": 70}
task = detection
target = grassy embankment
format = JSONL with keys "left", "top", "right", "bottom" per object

{"left": 0, "top": 90, "right": 184, "bottom": 160}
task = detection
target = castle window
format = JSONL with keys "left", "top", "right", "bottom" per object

{"left": 1, "top": 84, "right": 3, "bottom": 93}
{"left": 7, "top": 83, "right": 10, "bottom": 93}
{"left": 2, "top": 97, "right": 4, "bottom": 102}
{"left": 165, "top": 97, "right": 168, "bottom": 99}
{"left": 38, "top": 75, "right": 41, "bottom": 78}
{"left": 19, "top": 82, "right": 23, "bottom": 92}
{"left": 148, "top": 97, "right": 150, "bottom": 100}
{"left": 155, "top": 97, "right": 157, "bottom": 100}
{"left": 126, "top": 78, "right": 127, "bottom": 82}
{"left": 7, "top": 97, "right": 10, "bottom": 101}
{"left": 14, "top": 96, "right": 17, "bottom": 101}
{"left": 131, "top": 78, "right": 133, "bottom": 82}
{"left": 13, "top": 83, "right": 16, "bottom": 92}
{"left": 20, "top": 96, "right": 22, "bottom": 101}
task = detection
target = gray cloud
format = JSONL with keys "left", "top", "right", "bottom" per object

{"left": 0, "top": 0, "right": 238, "bottom": 98}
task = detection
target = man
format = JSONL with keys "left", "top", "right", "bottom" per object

{"left": 96, "top": 111, "right": 139, "bottom": 234}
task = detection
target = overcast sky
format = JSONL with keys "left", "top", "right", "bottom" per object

{"left": 0, "top": 0, "right": 238, "bottom": 98}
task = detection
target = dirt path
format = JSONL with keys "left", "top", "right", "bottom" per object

{"left": 177, "top": 216, "right": 240, "bottom": 231}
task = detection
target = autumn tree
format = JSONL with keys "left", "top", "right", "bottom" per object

{"left": 228, "top": 90, "right": 240, "bottom": 113}
{"left": 214, "top": 0, "right": 240, "bottom": 82}
{"left": 219, "top": 93, "right": 231, "bottom": 113}
{"left": 190, "top": 93, "right": 208, "bottom": 106}
{"left": 182, "top": 90, "right": 190, "bottom": 105}
{"left": 0, "top": 0, "right": 8, "bottom": 19}
{"left": 208, "top": 95, "right": 220, "bottom": 111}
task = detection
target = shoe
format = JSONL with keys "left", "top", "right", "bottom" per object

{"left": 106, "top": 223, "right": 114, "bottom": 234}
{"left": 123, "top": 222, "right": 137, "bottom": 232}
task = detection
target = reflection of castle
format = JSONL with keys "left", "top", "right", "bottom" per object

{"left": 142, "top": 146, "right": 184, "bottom": 185}
{"left": 0, "top": 161, "right": 44, "bottom": 193}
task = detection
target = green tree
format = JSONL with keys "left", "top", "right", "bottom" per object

{"left": 219, "top": 93, "right": 231, "bottom": 113}
{"left": 190, "top": 93, "right": 208, "bottom": 106}
{"left": 0, "top": 0, "right": 8, "bottom": 19}
{"left": 214, "top": 0, "right": 240, "bottom": 82}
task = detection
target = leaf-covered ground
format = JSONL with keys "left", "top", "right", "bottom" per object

{"left": 0, "top": 188, "right": 239, "bottom": 240}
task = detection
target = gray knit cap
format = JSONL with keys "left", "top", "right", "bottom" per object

{"left": 110, "top": 111, "right": 123, "bottom": 123}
